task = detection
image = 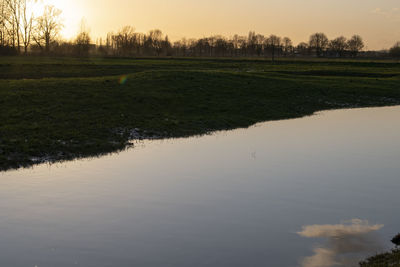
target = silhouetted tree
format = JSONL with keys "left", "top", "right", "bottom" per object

{"left": 5, "top": 0, "right": 22, "bottom": 52}
{"left": 0, "top": 0, "right": 34, "bottom": 54}
{"left": 20, "top": 0, "right": 34, "bottom": 54}
{"left": 329, "top": 36, "right": 348, "bottom": 57}
{"left": 254, "top": 34, "right": 264, "bottom": 56}
{"left": 266, "top": 34, "right": 281, "bottom": 62}
{"left": 74, "top": 19, "right": 91, "bottom": 56}
{"left": 389, "top": 42, "right": 400, "bottom": 59}
{"left": 282, "top": 37, "right": 293, "bottom": 56}
{"left": 309, "top": 32, "right": 328, "bottom": 57}
{"left": 148, "top": 29, "right": 163, "bottom": 56}
{"left": 347, "top": 35, "right": 364, "bottom": 57}
{"left": 3, "top": 6, "right": 376, "bottom": 60}
{"left": 173, "top": 38, "right": 188, "bottom": 56}
{"left": 247, "top": 31, "right": 257, "bottom": 56}
{"left": 0, "top": 0, "right": 8, "bottom": 47}
{"left": 296, "top": 42, "right": 309, "bottom": 56}
{"left": 111, "top": 26, "right": 137, "bottom": 55}
{"left": 32, "top": 5, "right": 63, "bottom": 53}
{"left": 212, "top": 35, "right": 228, "bottom": 56}
{"left": 237, "top": 35, "right": 247, "bottom": 56}
{"left": 231, "top": 34, "right": 240, "bottom": 56}
{"left": 162, "top": 35, "right": 172, "bottom": 56}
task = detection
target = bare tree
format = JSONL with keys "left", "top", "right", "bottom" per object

{"left": 20, "top": 0, "right": 34, "bottom": 54}
{"left": 56, "top": 25, "right": 373, "bottom": 59}
{"left": 296, "top": 42, "right": 309, "bottom": 56}
{"left": 109, "top": 26, "right": 136, "bottom": 55}
{"left": 231, "top": 34, "right": 240, "bottom": 56}
{"left": 75, "top": 18, "right": 91, "bottom": 56}
{"left": 0, "top": 0, "right": 7, "bottom": 46}
{"left": 1, "top": 0, "right": 34, "bottom": 53}
{"left": 255, "top": 34, "right": 264, "bottom": 56}
{"left": 32, "top": 5, "right": 62, "bottom": 52}
{"left": 282, "top": 37, "right": 293, "bottom": 56}
{"left": 5, "top": 0, "right": 22, "bottom": 52}
{"left": 309, "top": 32, "right": 328, "bottom": 57}
{"left": 390, "top": 42, "right": 400, "bottom": 58}
{"left": 247, "top": 31, "right": 257, "bottom": 56}
{"left": 329, "top": 36, "right": 347, "bottom": 57}
{"left": 148, "top": 29, "right": 163, "bottom": 56}
{"left": 265, "top": 34, "right": 281, "bottom": 62}
{"left": 347, "top": 35, "right": 364, "bottom": 57}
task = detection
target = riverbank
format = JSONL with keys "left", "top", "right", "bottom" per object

{"left": 360, "top": 249, "right": 400, "bottom": 266}
{"left": 1, "top": 57, "right": 400, "bottom": 171}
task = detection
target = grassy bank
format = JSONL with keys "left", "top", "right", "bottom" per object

{"left": 360, "top": 234, "right": 400, "bottom": 267}
{"left": 1, "top": 56, "right": 400, "bottom": 171}
{"left": 360, "top": 249, "right": 400, "bottom": 267}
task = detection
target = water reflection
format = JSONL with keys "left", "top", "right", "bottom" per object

{"left": 1, "top": 106, "right": 400, "bottom": 267}
{"left": 298, "top": 219, "right": 384, "bottom": 267}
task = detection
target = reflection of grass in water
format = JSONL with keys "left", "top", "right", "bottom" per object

{"left": 1, "top": 57, "right": 400, "bottom": 171}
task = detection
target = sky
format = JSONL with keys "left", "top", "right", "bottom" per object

{"left": 34, "top": 0, "right": 400, "bottom": 50}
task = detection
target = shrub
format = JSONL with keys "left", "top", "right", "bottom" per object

{"left": 392, "top": 233, "right": 400, "bottom": 247}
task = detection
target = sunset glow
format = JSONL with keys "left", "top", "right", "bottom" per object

{"left": 30, "top": 0, "right": 400, "bottom": 49}
{"left": 32, "top": 0, "right": 87, "bottom": 39}
{"left": 2, "top": 0, "right": 400, "bottom": 266}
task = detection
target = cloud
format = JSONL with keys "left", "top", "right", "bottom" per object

{"left": 298, "top": 219, "right": 384, "bottom": 267}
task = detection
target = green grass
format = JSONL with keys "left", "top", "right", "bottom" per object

{"left": 1, "top": 56, "right": 400, "bottom": 170}
{"left": 360, "top": 249, "right": 400, "bottom": 267}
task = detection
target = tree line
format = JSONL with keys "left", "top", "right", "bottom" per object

{"left": 100, "top": 29, "right": 367, "bottom": 59}
{"left": 0, "top": 0, "right": 63, "bottom": 54}
{"left": 1, "top": 0, "right": 400, "bottom": 59}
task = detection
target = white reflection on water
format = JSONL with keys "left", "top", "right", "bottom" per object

{"left": 298, "top": 219, "right": 384, "bottom": 267}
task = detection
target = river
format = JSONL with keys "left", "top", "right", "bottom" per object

{"left": 1, "top": 106, "right": 400, "bottom": 267}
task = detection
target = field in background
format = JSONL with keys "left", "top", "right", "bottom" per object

{"left": 1, "top": 56, "right": 400, "bottom": 170}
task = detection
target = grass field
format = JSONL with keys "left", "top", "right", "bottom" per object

{"left": 360, "top": 249, "right": 400, "bottom": 267}
{"left": 1, "top": 56, "right": 400, "bottom": 171}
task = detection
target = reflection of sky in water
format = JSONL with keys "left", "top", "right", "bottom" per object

{"left": 1, "top": 106, "right": 400, "bottom": 267}
{"left": 298, "top": 219, "right": 384, "bottom": 267}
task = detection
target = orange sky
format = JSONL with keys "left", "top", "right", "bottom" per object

{"left": 36, "top": 0, "right": 400, "bottom": 50}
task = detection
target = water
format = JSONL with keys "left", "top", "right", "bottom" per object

{"left": 1, "top": 106, "right": 400, "bottom": 267}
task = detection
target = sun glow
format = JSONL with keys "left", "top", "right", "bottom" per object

{"left": 30, "top": 2, "right": 45, "bottom": 18}
{"left": 28, "top": 0, "right": 400, "bottom": 50}
{"left": 31, "top": 0, "right": 87, "bottom": 40}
